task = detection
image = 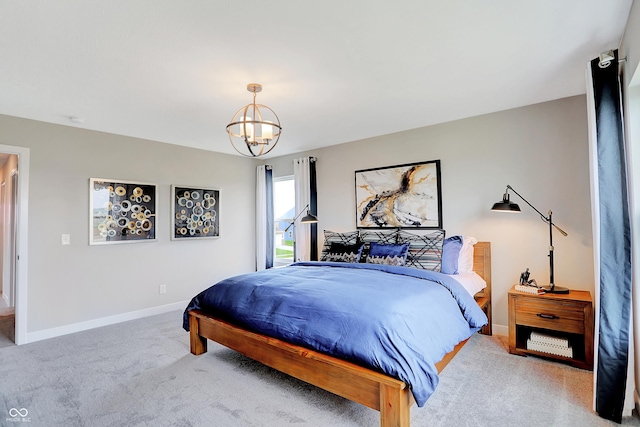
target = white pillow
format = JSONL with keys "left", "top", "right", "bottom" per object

{"left": 457, "top": 236, "right": 478, "bottom": 273}
{"left": 447, "top": 272, "right": 487, "bottom": 297}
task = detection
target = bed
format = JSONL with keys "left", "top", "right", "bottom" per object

{"left": 184, "top": 238, "right": 491, "bottom": 427}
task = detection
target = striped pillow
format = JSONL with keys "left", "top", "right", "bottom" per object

{"left": 396, "top": 229, "right": 445, "bottom": 272}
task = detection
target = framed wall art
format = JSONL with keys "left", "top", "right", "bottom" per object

{"left": 355, "top": 160, "right": 442, "bottom": 229}
{"left": 89, "top": 178, "right": 157, "bottom": 245}
{"left": 171, "top": 185, "right": 220, "bottom": 240}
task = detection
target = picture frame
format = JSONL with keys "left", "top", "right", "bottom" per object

{"left": 89, "top": 178, "right": 157, "bottom": 245}
{"left": 171, "top": 185, "right": 220, "bottom": 240}
{"left": 355, "top": 160, "right": 442, "bottom": 229}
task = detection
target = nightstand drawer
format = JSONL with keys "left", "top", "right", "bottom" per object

{"left": 514, "top": 298, "right": 585, "bottom": 334}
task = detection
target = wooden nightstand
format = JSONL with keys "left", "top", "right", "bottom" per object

{"left": 508, "top": 285, "right": 594, "bottom": 370}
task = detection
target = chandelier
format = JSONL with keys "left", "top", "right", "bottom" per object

{"left": 226, "top": 83, "right": 282, "bottom": 157}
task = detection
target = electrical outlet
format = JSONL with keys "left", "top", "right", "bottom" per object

{"left": 61, "top": 234, "right": 71, "bottom": 245}
{"left": 159, "top": 284, "right": 167, "bottom": 294}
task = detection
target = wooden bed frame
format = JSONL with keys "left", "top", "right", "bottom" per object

{"left": 188, "top": 242, "right": 492, "bottom": 427}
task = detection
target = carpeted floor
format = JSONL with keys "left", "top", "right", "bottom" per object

{"left": 0, "top": 314, "right": 14, "bottom": 349}
{"left": 0, "top": 310, "right": 638, "bottom": 426}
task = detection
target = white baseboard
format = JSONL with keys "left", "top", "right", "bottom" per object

{"left": 2, "top": 292, "right": 9, "bottom": 308}
{"left": 25, "top": 300, "right": 189, "bottom": 344}
{"left": 0, "top": 307, "right": 14, "bottom": 317}
{"left": 23, "top": 305, "right": 510, "bottom": 344}
{"left": 492, "top": 324, "right": 508, "bottom": 336}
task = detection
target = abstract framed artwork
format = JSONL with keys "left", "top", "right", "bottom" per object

{"left": 355, "top": 160, "right": 442, "bottom": 229}
{"left": 171, "top": 185, "right": 220, "bottom": 240}
{"left": 89, "top": 178, "right": 157, "bottom": 245}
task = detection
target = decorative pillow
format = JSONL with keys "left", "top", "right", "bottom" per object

{"left": 358, "top": 228, "right": 400, "bottom": 261}
{"left": 365, "top": 242, "right": 409, "bottom": 266}
{"left": 396, "top": 229, "right": 445, "bottom": 272}
{"left": 323, "top": 242, "right": 365, "bottom": 263}
{"left": 320, "top": 230, "right": 360, "bottom": 261}
{"left": 457, "top": 236, "right": 478, "bottom": 273}
{"left": 442, "top": 235, "right": 463, "bottom": 274}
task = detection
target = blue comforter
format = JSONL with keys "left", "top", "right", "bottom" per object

{"left": 183, "top": 262, "right": 487, "bottom": 406}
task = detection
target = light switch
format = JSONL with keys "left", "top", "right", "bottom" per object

{"left": 61, "top": 234, "right": 71, "bottom": 245}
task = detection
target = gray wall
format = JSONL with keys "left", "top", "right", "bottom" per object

{"left": 620, "top": 0, "right": 640, "bottom": 413}
{"left": 268, "top": 95, "right": 593, "bottom": 330}
{"left": 621, "top": 0, "right": 640, "bottom": 86}
{"left": 0, "top": 114, "right": 257, "bottom": 334}
{"left": 0, "top": 93, "right": 593, "bottom": 336}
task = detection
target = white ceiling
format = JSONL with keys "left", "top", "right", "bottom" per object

{"left": 0, "top": 1, "right": 633, "bottom": 158}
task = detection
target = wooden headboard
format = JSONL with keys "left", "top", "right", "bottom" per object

{"left": 472, "top": 242, "right": 491, "bottom": 295}
{"left": 472, "top": 241, "right": 492, "bottom": 335}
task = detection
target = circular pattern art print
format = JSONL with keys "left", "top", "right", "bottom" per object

{"left": 90, "top": 179, "right": 156, "bottom": 244}
{"left": 172, "top": 186, "right": 219, "bottom": 239}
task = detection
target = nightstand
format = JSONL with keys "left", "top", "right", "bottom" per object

{"left": 508, "top": 285, "right": 594, "bottom": 370}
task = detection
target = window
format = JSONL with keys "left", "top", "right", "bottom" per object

{"left": 274, "top": 176, "right": 295, "bottom": 266}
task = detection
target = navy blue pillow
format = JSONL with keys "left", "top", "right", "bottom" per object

{"left": 324, "top": 242, "right": 364, "bottom": 263}
{"left": 442, "top": 235, "right": 463, "bottom": 274}
{"left": 365, "top": 242, "right": 410, "bottom": 266}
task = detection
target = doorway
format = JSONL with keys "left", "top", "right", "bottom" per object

{"left": 0, "top": 156, "right": 17, "bottom": 346}
{"left": 0, "top": 145, "right": 30, "bottom": 345}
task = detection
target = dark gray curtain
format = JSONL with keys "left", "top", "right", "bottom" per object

{"left": 265, "top": 167, "right": 274, "bottom": 268}
{"left": 591, "top": 49, "right": 632, "bottom": 423}
{"left": 309, "top": 158, "right": 318, "bottom": 261}
{"left": 256, "top": 165, "right": 274, "bottom": 270}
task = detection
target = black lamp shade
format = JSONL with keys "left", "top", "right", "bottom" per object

{"left": 300, "top": 211, "right": 319, "bottom": 223}
{"left": 491, "top": 194, "right": 521, "bottom": 212}
{"left": 284, "top": 204, "right": 318, "bottom": 232}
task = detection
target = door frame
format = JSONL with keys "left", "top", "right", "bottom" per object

{"left": 0, "top": 144, "right": 29, "bottom": 345}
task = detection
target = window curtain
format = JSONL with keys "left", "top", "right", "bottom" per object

{"left": 293, "top": 157, "right": 318, "bottom": 261}
{"left": 586, "top": 49, "right": 632, "bottom": 423}
{"left": 256, "top": 165, "right": 274, "bottom": 270}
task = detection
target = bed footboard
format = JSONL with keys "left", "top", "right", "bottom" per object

{"left": 188, "top": 310, "right": 413, "bottom": 427}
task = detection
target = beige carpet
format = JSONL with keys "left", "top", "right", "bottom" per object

{"left": 0, "top": 310, "right": 638, "bottom": 426}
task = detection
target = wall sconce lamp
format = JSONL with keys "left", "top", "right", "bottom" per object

{"left": 492, "top": 185, "right": 569, "bottom": 293}
{"left": 226, "top": 83, "right": 282, "bottom": 157}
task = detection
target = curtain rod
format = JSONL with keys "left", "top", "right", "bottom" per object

{"left": 598, "top": 50, "right": 627, "bottom": 69}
